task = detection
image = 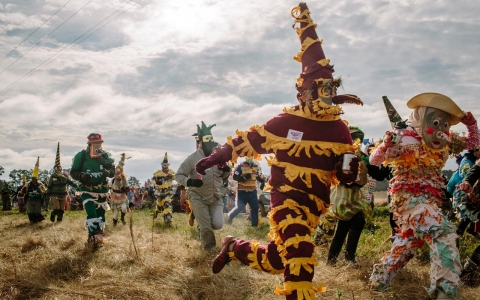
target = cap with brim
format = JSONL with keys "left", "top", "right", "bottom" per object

{"left": 407, "top": 93, "right": 464, "bottom": 125}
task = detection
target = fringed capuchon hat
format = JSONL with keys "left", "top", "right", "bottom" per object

{"left": 162, "top": 152, "right": 170, "bottom": 165}
{"left": 291, "top": 2, "right": 363, "bottom": 116}
{"left": 32, "top": 157, "right": 40, "bottom": 178}
{"left": 54, "top": 142, "right": 61, "bottom": 167}
{"left": 382, "top": 96, "right": 403, "bottom": 127}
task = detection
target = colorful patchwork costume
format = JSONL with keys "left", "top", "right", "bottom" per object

{"left": 196, "top": 3, "right": 363, "bottom": 299}
{"left": 369, "top": 93, "right": 479, "bottom": 299}
{"left": 153, "top": 152, "right": 175, "bottom": 225}
{"left": 109, "top": 153, "right": 130, "bottom": 226}
{"left": 70, "top": 133, "right": 115, "bottom": 249}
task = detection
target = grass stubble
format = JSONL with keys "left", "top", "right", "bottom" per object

{"left": 0, "top": 195, "right": 478, "bottom": 300}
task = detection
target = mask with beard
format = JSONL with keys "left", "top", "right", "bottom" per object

{"left": 54, "top": 165, "right": 63, "bottom": 175}
{"left": 201, "top": 135, "right": 218, "bottom": 156}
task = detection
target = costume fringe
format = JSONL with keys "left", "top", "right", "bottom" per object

{"left": 256, "top": 124, "right": 354, "bottom": 157}
{"left": 274, "top": 281, "right": 326, "bottom": 300}
{"left": 278, "top": 184, "right": 331, "bottom": 214}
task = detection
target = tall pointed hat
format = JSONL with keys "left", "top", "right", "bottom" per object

{"left": 32, "top": 157, "right": 40, "bottom": 178}
{"left": 382, "top": 96, "right": 402, "bottom": 128}
{"left": 162, "top": 152, "right": 169, "bottom": 164}
{"left": 291, "top": 3, "right": 363, "bottom": 107}
{"left": 196, "top": 121, "right": 216, "bottom": 141}
{"left": 54, "top": 142, "right": 61, "bottom": 167}
{"left": 22, "top": 172, "right": 26, "bottom": 185}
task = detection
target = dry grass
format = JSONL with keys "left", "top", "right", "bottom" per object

{"left": 0, "top": 208, "right": 478, "bottom": 300}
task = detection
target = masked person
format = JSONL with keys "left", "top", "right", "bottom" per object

{"left": 16, "top": 174, "right": 27, "bottom": 213}
{"left": 456, "top": 158, "right": 480, "bottom": 287}
{"left": 369, "top": 93, "right": 478, "bottom": 300}
{"left": 227, "top": 158, "right": 264, "bottom": 227}
{"left": 153, "top": 152, "right": 175, "bottom": 225}
{"left": 175, "top": 122, "right": 231, "bottom": 250}
{"left": 109, "top": 153, "right": 130, "bottom": 226}
{"left": 1, "top": 180, "right": 13, "bottom": 211}
{"left": 195, "top": 3, "right": 363, "bottom": 299}
{"left": 47, "top": 143, "right": 78, "bottom": 222}
{"left": 70, "top": 133, "right": 115, "bottom": 250}
{"left": 22, "top": 157, "right": 47, "bottom": 224}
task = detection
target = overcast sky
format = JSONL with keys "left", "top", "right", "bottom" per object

{"left": 1, "top": 0, "right": 479, "bottom": 183}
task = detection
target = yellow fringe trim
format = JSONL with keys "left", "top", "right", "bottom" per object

{"left": 275, "top": 281, "right": 326, "bottom": 300}
{"left": 156, "top": 182, "right": 173, "bottom": 189}
{"left": 268, "top": 199, "right": 318, "bottom": 244}
{"left": 226, "top": 128, "right": 263, "bottom": 163}
{"left": 261, "top": 252, "right": 284, "bottom": 274}
{"left": 312, "top": 98, "right": 344, "bottom": 116}
{"left": 294, "top": 37, "right": 323, "bottom": 62}
{"left": 267, "top": 157, "right": 334, "bottom": 189}
{"left": 283, "top": 105, "right": 341, "bottom": 121}
{"left": 244, "top": 240, "right": 284, "bottom": 274}
{"left": 283, "top": 255, "right": 318, "bottom": 276}
{"left": 255, "top": 124, "right": 354, "bottom": 158}
{"left": 246, "top": 240, "right": 264, "bottom": 272}
{"left": 163, "top": 207, "right": 172, "bottom": 214}
{"left": 294, "top": 22, "right": 317, "bottom": 38}
{"left": 282, "top": 234, "right": 315, "bottom": 249}
{"left": 277, "top": 184, "right": 330, "bottom": 214}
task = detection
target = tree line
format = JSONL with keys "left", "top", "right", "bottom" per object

{"left": 0, "top": 166, "right": 141, "bottom": 189}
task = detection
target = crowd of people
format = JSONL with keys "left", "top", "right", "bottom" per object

{"left": 1, "top": 2, "right": 480, "bottom": 300}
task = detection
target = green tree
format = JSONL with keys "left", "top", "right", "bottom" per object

{"left": 128, "top": 176, "right": 140, "bottom": 188}
{"left": 0, "top": 165, "right": 4, "bottom": 176}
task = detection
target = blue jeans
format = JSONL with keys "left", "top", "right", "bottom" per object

{"left": 228, "top": 190, "right": 259, "bottom": 226}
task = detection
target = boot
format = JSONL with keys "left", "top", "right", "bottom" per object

{"left": 28, "top": 214, "right": 35, "bottom": 225}
{"left": 113, "top": 218, "right": 118, "bottom": 226}
{"left": 35, "top": 213, "right": 45, "bottom": 223}
{"left": 50, "top": 210, "right": 56, "bottom": 222}
{"left": 460, "top": 245, "right": 480, "bottom": 287}
{"left": 120, "top": 212, "right": 126, "bottom": 225}
{"left": 57, "top": 210, "right": 64, "bottom": 222}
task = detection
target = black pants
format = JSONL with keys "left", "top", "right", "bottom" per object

{"left": 389, "top": 212, "right": 399, "bottom": 235}
{"left": 328, "top": 212, "right": 365, "bottom": 263}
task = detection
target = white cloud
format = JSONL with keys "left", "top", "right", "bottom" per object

{"left": 1, "top": 0, "right": 479, "bottom": 182}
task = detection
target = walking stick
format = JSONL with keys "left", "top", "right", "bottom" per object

{"left": 129, "top": 208, "right": 138, "bottom": 256}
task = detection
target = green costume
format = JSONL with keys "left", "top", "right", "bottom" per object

{"left": 70, "top": 133, "right": 115, "bottom": 248}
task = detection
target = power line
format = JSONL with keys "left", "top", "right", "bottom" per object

{"left": 0, "top": 0, "right": 137, "bottom": 96}
{"left": 0, "top": 0, "right": 94, "bottom": 76}
{"left": 0, "top": 0, "right": 74, "bottom": 64}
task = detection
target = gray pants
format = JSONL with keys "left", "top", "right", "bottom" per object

{"left": 189, "top": 194, "right": 224, "bottom": 250}
{"left": 27, "top": 200, "right": 42, "bottom": 215}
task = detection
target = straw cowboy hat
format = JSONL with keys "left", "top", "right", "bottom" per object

{"left": 407, "top": 92, "right": 465, "bottom": 125}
